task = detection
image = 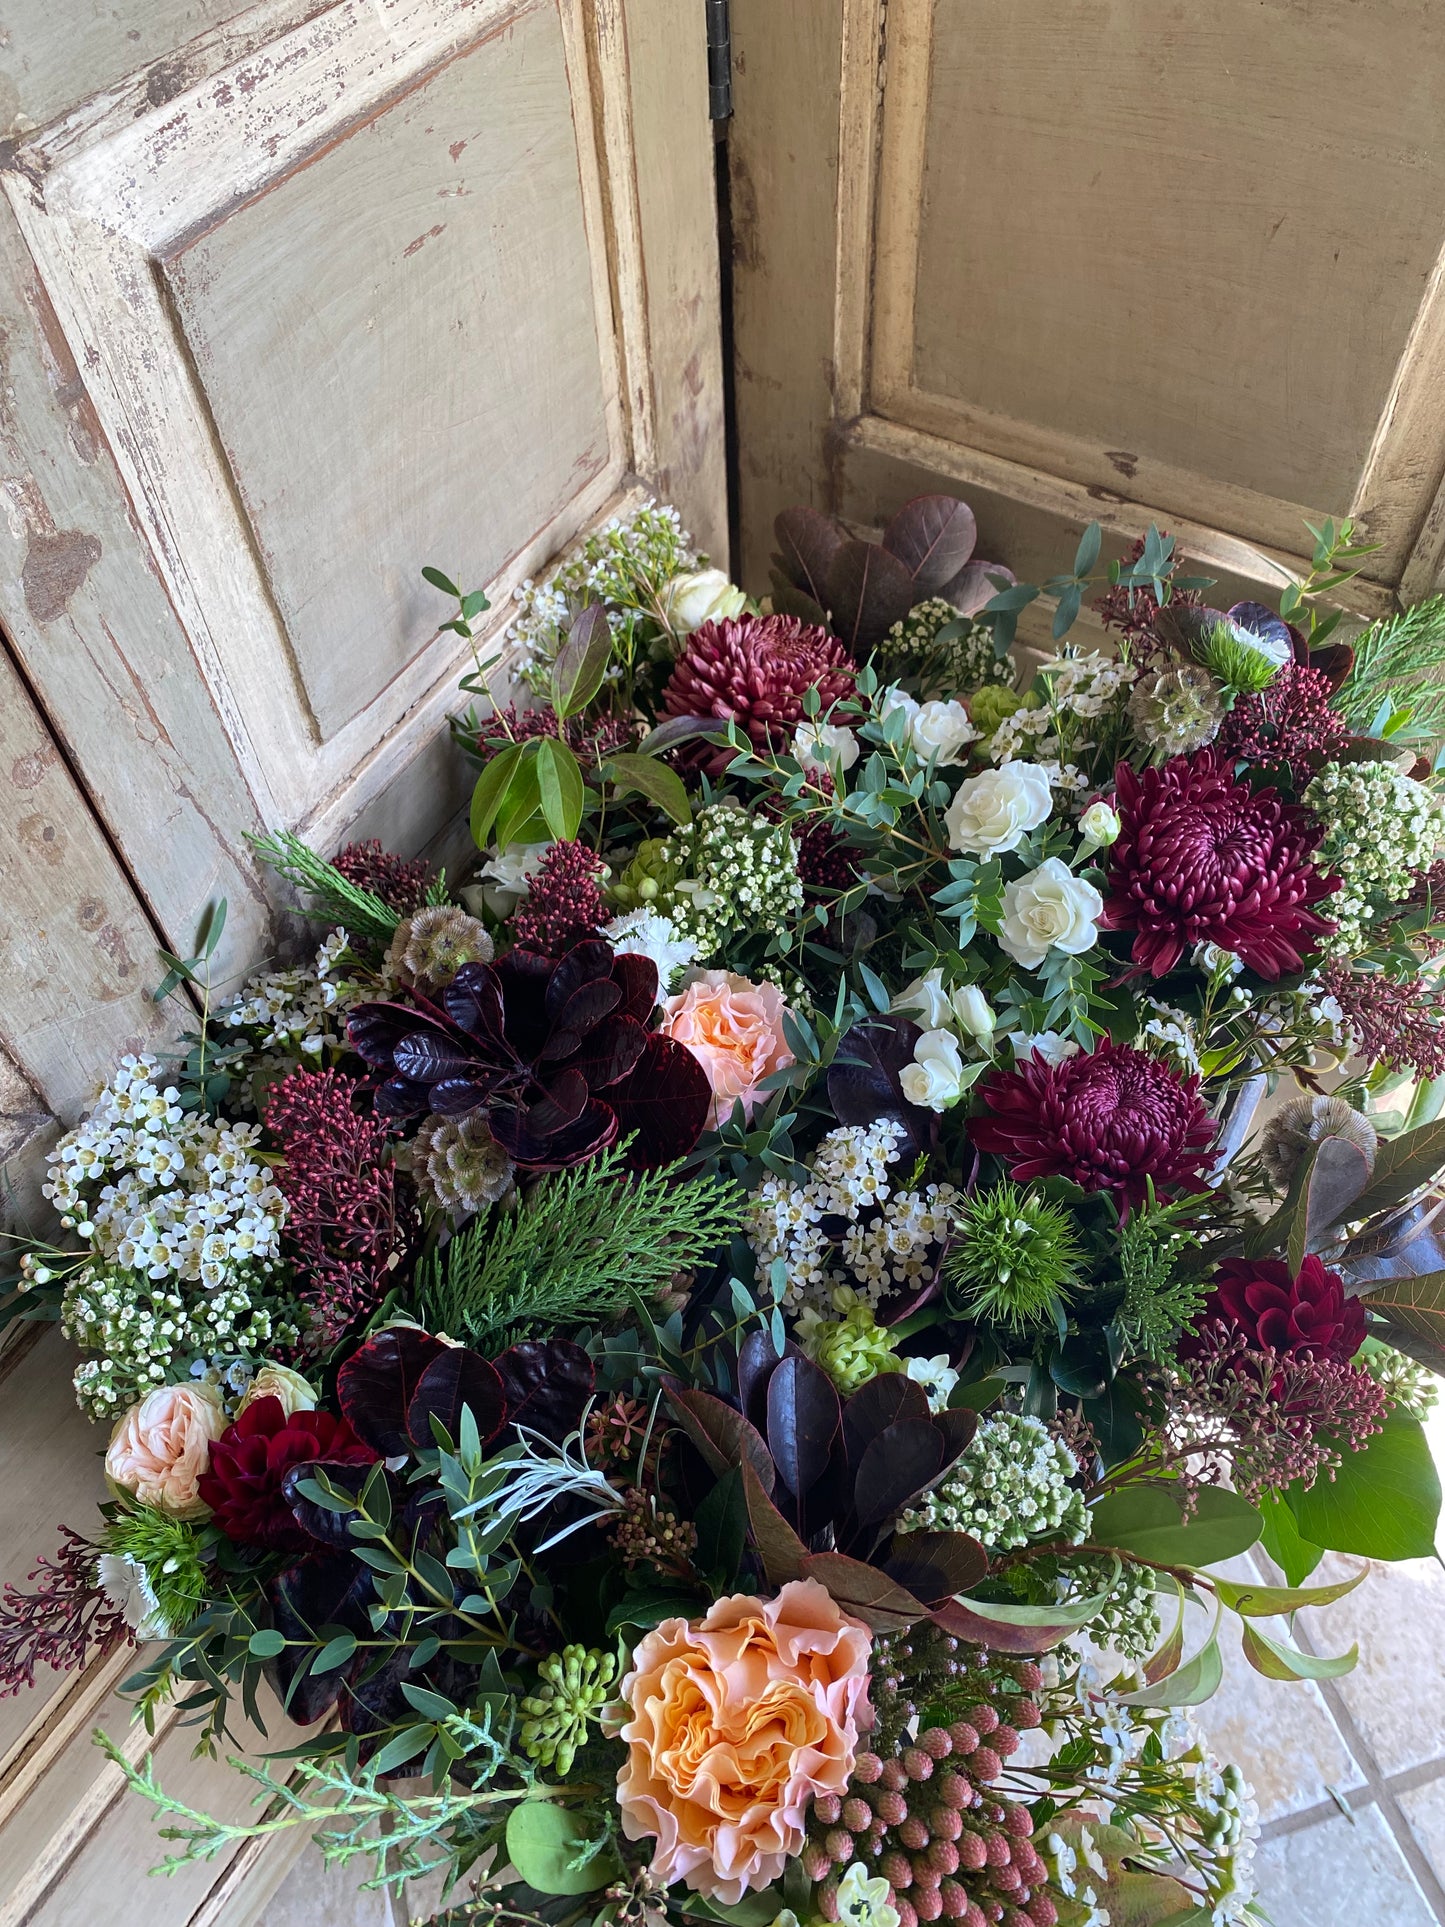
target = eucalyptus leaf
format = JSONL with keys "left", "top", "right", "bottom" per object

{"left": 505, "top": 1802, "right": 622, "bottom": 1896}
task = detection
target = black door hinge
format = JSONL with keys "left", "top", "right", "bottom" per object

{"left": 706, "top": 0, "right": 732, "bottom": 120}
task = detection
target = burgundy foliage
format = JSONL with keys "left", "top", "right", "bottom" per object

{"left": 1102, "top": 749, "right": 1339, "bottom": 979}
{"left": 197, "top": 1397, "right": 378, "bottom": 1553}
{"left": 828, "top": 1014, "right": 939, "bottom": 1161}
{"left": 347, "top": 940, "right": 711, "bottom": 1169}
{"left": 1202, "top": 1254, "right": 1366, "bottom": 1366}
{"left": 265, "top": 1069, "right": 421, "bottom": 1346}
{"left": 332, "top": 838, "right": 432, "bottom": 916}
{"left": 970, "top": 1039, "right": 1218, "bottom": 1213}
{"left": 0, "top": 1527, "right": 131, "bottom": 1696}
{"left": 658, "top": 614, "right": 858, "bottom": 776}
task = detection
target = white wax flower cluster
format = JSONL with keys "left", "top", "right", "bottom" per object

{"left": 218, "top": 927, "right": 364, "bottom": 1098}
{"left": 1305, "top": 759, "right": 1443, "bottom": 949}
{"left": 44, "top": 1054, "right": 286, "bottom": 1289}
{"left": 983, "top": 649, "right": 1137, "bottom": 763}
{"left": 746, "top": 1119, "right": 961, "bottom": 1315}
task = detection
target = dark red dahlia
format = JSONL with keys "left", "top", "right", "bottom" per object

{"left": 509, "top": 839, "right": 609, "bottom": 955}
{"left": 970, "top": 1039, "right": 1218, "bottom": 1211}
{"left": 198, "top": 1397, "right": 378, "bottom": 1553}
{"left": 1101, "top": 749, "right": 1338, "bottom": 978}
{"left": 659, "top": 613, "right": 857, "bottom": 775}
{"left": 1202, "top": 1254, "right": 1365, "bottom": 1365}
{"left": 1216, "top": 661, "right": 1351, "bottom": 784}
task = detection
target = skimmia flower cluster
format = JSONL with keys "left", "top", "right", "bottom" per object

{"left": 9, "top": 494, "right": 1445, "bottom": 1927}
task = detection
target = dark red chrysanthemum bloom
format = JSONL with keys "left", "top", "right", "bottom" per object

{"left": 970, "top": 1040, "right": 1218, "bottom": 1211}
{"left": 1216, "top": 662, "right": 1350, "bottom": 785}
{"left": 1203, "top": 1254, "right": 1365, "bottom": 1366}
{"left": 1101, "top": 750, "right": 1338, "bottom": 978}
{"left": 509, "top": 839, "right": 609, "bottom": 956}
{"left": 198, "top": 1396, "right": 378, "bottom": 1552}
{"left": 659, "top": 613, "right": 857, "bottom": 776}
{"left": 333, "top": 839, "right": 431, "bottom": 916}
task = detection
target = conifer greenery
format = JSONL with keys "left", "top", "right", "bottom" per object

{"left": 414, "top": 1144, "right": 740, "bottom": 1351}
{"left": 1335, "top": 595, "right": 1445, "bottom": 745}
{"left": 246, "top": 829, "right": 402, "bottom": 941}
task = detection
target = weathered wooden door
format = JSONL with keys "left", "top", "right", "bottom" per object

{"left": 728, "top": 0, "right": 1445, "bottom": 626}
{"left": 0, "top": 0, "right": 723, "bottom": 1917}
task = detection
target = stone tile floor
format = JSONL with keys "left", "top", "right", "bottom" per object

{"left": 260, "top": 1403, "right": 1445, "bottom": 1927}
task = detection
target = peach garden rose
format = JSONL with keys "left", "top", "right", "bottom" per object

{"left": 659, "top": 969, "right": 794, "bottom": 1129}
{"left": 614, "top": 1578, "right": 872, "bottom": 1902}
{"left": 104, "top": 1381, "right": 226, "bottom": 1518}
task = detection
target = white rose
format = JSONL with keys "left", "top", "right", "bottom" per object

{"left": 944, "top": 763, "right": 1053, "bottom": 857}
{"left": 999, "top": 857, "right": 1104, "bottom": 970}
{"left": 1008, "top": 1029, "right": 1081, "bottom": 1067}
{"left": 237, "top": 1362, "right": 318, "bottom": 1419}
{"left": 893, "top": 967, "right": 953, "bottom": 1029}
{"left": 899, "top": 1029, "right": 968, "bottom": 1112}
{"left": 795, "top": 720, "right": 860, "bottom": 773}
{"left": 475, "top": 841, "right": 550, "bottom": 917}
{"left": 660, "top": 567, "right": 747, "bottom": 634}
{"left": 1078, "top": 800, "right": 1121, "bottom": 851}
{"left": 909, "top": 698, "right": 979, "bottom": 768}
{"left": 879, "top": 687, "right": 919, "bottom": 730}
{"left": 951, "top": 984, "right": 996, "bottom": 1040}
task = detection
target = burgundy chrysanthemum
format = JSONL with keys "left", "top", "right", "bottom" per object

{"left": 1216, "top": 662, "right": 1350, "bottom": 784}
{"left": 1203, "top": 1254, "right": 1364, "bottom": 1365}
{"left": 1101, "top": 750, "right": 1338, "bottom": 978}
{"left": 333, "top": 839, "right": 431, "bottom": 916}
{"left": 509, "top": 839, "right": 609, "bottom": 955}
{"left": 970, "top": 1040, "right": 1218, "bottom": 1211}
{"left": 198, "top": 1396, "right": 378, "bottom": 1552}
{"left": 659, "top": 613, "right": 857, "bottom": 775}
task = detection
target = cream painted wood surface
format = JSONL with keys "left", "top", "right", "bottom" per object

{"left": 0, "top": 0, "right": 722, "bottom": 1915}
{"left": 728, "top": 0, "right": 1445, "bottom": 614}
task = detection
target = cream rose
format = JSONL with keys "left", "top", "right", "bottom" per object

{"left": 660, "top": 970, "right": 794, "bottom": 1127}
{"left": 944, "top": 762, "right": 1053, "bottom": 857}
{"left": 951, "top": 983, "right": 996, "bottom": 1041}
{"left": 660, "top": 567, "right": 747, "bottom": 634}
{"left": 892, "top": 966, "right": 952, "bottom": 1029}
{"left": 236, "top": 1362, "right": 318, "bottom": 1420}
{"left": 998, "top": 857, "right": 1104, "bottom": 970}
{"left": 105, "top": 1382, "right": 226, "bottom": 1518}
{"left": 1078, "top": 799, "right": 1122, "bottom": 851}
{"left": 899, "top": 1028, "right": 968, "bottom": 1111}
{"left": 909, "top": 698, "right": 978, "bottom": 768}
{"left": 615, "top": 1579, "right": 872, "bottom": 1901}
{"left": 795, "top": 720, "right": 860, "bottom": 773}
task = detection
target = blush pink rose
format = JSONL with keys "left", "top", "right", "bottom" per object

{"left": 615, "top": 1578, "right": 872, "bottom": 1901}
{"left": 659, "top": 970, "right": 794, "bottom": 1128}
{"left": 105, "top": 1382, "right": 227, "bottom": 1517}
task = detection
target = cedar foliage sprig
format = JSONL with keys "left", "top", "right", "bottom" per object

{"left": 416, "top": 1144, "right": 740, "bottom": 1351}
{"left": 1334, "top": 596, "right": 1445, "bottom": 745}
{"left": 1113, "top": 1187, "right": 1208, "bottom": 1362}
{"left": 246, "top": 830, "right": 401, "bottom": 941}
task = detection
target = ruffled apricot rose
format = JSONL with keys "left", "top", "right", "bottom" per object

{"left": 615, "top": 1578, "right": 872, "bottom": 1902}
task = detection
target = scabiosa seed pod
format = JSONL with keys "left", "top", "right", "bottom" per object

{"left": 1127, "top": 662, "right": 1226, "bottom": 755}
{"left": 659, "top": 612, "right": 858, "bottom": 775}
{"left": 1102, "top": 749, "right": 1338, "bottom": 979}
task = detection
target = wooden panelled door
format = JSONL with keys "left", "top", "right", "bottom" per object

{"left": 0, "top": 0, "right": 722, "bottom": 1918}
{"left": 727, "top": 0, "right": 1445, "bottom": 628}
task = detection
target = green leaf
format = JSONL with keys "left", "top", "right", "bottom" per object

{"left": 1257, "top": 1491, "right": 1323, "bottom": 1586}
{"left": 310, "top": 1632, "right": 357, "bottom": 1674}
{"left": 956, "top": 1561, "right": 1120, "bottom": 1633}
{"left": 1287, "top": 1409, "right": 1441, "bottom": 1561}
{"left": 1073, "top": 521, "right": 1102, "bottom": 578}
{"left": 1117, "top": 1624, "right": 1224, "bottom": 1708}
{"left": 535, "top": 737, "right": 585, "bottom": 841}
{"left": 1088, "top": 1484, "right": 1262, "bottom": 1567}
{"left": 695, "top": 1468, "right": 747, "bottom": 1587}
{"left": 195, "top": 898, "right": 228, "bottom": 960}
{"left": 469, "top": 741, "right": 524, "bottom": 850}
{"left": 505, "top": 1801, "right": 621, "bottom": 1895}
{"left": 247, "top": 1629, "right": 286, "bottom": 1658}
{"left": 422, "top": 565, "right": 461, "bottom": 597}
{"left": 1362, "top": 1269, "right": 1445, "bottom": 1360}
{"left": 493, "top": 754, "right": 544, "bottom": 851}
{"left": 1349, "top": 1118, "right": 1445, "bottom": 1223}
{"left": 607, "top": 751, "right": 692, "bottom": 827}
{"left": 1213, "top": 1566, "right": 1365, "bottom": 1617}
{"left": 605, "top": 1591, "right": 702, "bottom": 1636}
{"left": 1240, "top": 1621, "right": 1358, "bottom": 1682}
{"left": 460, "top": 588, "right": 491, "bottom": 621}
{"left": 551, "top": 602, "right": 612, "bottom": 719}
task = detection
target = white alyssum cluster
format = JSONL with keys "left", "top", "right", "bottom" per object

{"left": 745, "top": 1119, "right": 960, "bottom": 1315}
{"left": 1304, "top": 760, "right": 1442, "bottom": 948}
{"left": 217, "top": 928, "right": 364, "bottom": 1099}
{"left": 898, "top": 1411, "right": 1087, "bottom": 1550}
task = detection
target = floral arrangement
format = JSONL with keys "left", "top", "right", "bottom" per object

{"left": 5, "top": 494, "right": 1445, "bottom": 1927}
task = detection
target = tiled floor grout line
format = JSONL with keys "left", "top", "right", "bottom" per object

{"left": 1250, "top": 1548, "right": 1445, "bottom": 1921}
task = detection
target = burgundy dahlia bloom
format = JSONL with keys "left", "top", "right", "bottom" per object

{"left": 659, "top": 613, "right": 856, "bottom": 775}
{"left": 1204, "top": 1254, "right": 1365, "bottom": 1365}
{"left": 198, "top": 1396, "right": 378, "bottom": 1553}
{"left": 1101, "top": 750, "right": 1338, "bottom": 978}
{"left": 970, "top": 1039, "right": 1218, "bottom": 1211}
